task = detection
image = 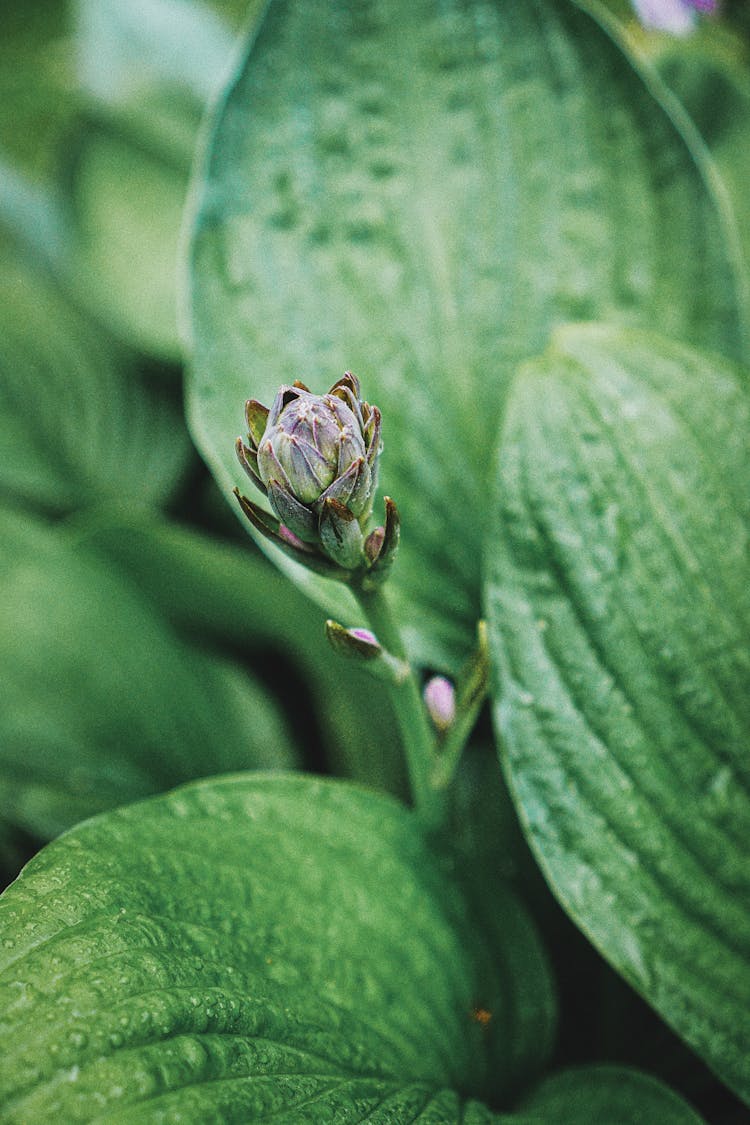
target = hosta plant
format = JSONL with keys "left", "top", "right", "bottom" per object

{"left": 0, "top": 0, "right": 749, "bottom": 1122}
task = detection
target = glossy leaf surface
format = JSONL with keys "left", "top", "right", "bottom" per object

{"left": 0, "top": 774, "right": 555, "bottom": 1121}
{"left": 485, "top": 323, "right": 750, "bottom": 1103}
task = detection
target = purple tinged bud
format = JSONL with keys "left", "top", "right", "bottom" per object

{"left": 257, "top": 389, "right": 365, "bottom": 505}
{"left": 424, "top": 676, "right": 456, "bottom": 733}
{"left": 325, "top": 620, "right": 410, "bottom": 682}
{"left": 251, "top": 377, "right": 375, "bottom": 528}
{"left": 325, "top": 620, "right": 382, "bottom": 661}
{"left": 235, "top": 372, "right": 393, "bottom": 578}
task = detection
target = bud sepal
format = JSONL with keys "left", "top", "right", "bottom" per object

{"left": 360, "top": 497, "right": 400, "bottom": 590}
{"left": 430, "top": 621, "right": 491, "bottom": 790}
{"left": 233, "top": 488, "right": 344, "bottom": 579}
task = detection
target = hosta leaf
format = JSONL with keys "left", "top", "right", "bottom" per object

{"left": 187, "top": 0, "right": 747, "bottom": 672}
{"left": 0, "top": 211, "right": 190, "bottom": 513}
{"left": 0, "top": 509, "right": 296, "bottom": 846}
{"left": 484, "top": 323, "right": 750, "bottom": 1102}
{"left": 582, "top": 2, "right": 750, "bottom": 290}
{"left": 0, "top": 774, "right": 555, "bottom": 1121}
{"left": 520, "top": 1065, "right": 703, "bottom": 1123}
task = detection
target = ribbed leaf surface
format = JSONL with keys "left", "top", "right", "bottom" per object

{"left": 0, "top": 775, "right": 555, "bottom": 1122}
{"left": 485, "top": 323, "right": 750, "bottom": 1103}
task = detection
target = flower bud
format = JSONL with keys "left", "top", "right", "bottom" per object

{"left": 236, "top": 373, "right": 398, "bottom": 582}
{"left": 325, "top": 620, "right": 410, "bottom": 682}
{"left": 423, "top": 676, "right": 456, "bottom": 733}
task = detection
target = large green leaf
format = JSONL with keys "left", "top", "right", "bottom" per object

{"left": 0, "top": 774, "right": 557, "bottom": 1121}
{"left": 187, "top": 0, "right": 747, "bottom": 673}
{"left": 0, "top": 509, "right": 297, "bottom": 848}
{"left": 0, "top": 210, "right": 190, "bottom": 513}
{"left": 589, "top": 1, "right": 750, "bottom": 291}
{"left": 520, "top": 1065, "right": 703, "bottom": 1123}
{"left": 485, "top": 323, "right": 750, "bottom": 1102}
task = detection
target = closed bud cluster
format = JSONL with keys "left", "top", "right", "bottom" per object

{"left": 235, "top": 373, "right": 399, "bottom": 584}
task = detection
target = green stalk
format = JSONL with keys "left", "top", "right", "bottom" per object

{"left": 431, "top": 621, "right": 490, "bottom": 791}
{"left": 354, "top": 585, "right": 444, "bottom": 831}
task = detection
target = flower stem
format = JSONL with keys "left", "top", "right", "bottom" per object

{"left": 353, "top": 585, "right": 444, "bottom": 831}
{"left": 431, "top": 621, "right": 490, "bottom": 792}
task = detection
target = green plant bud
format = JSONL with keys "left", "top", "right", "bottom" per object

{"left": 235, "top": 373, "right": 393, "bottom": 582}
{"left": 325, "top": 620, "right": 410, "bottom": 682}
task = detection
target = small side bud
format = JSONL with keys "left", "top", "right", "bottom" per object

{"left": 430, "top": 620, "right": 491, "bottom": 790}
{"left": 325, "top": 620, "right": 382, "bottom": 661}
{"left": 630, "top": 0, "right": 716, "bottom": 35}
{"left": 424, "top": 676, "right": 456, "bottom": 734}
{"left": 325, "top": 620, "right": 410, "bottom": 683}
